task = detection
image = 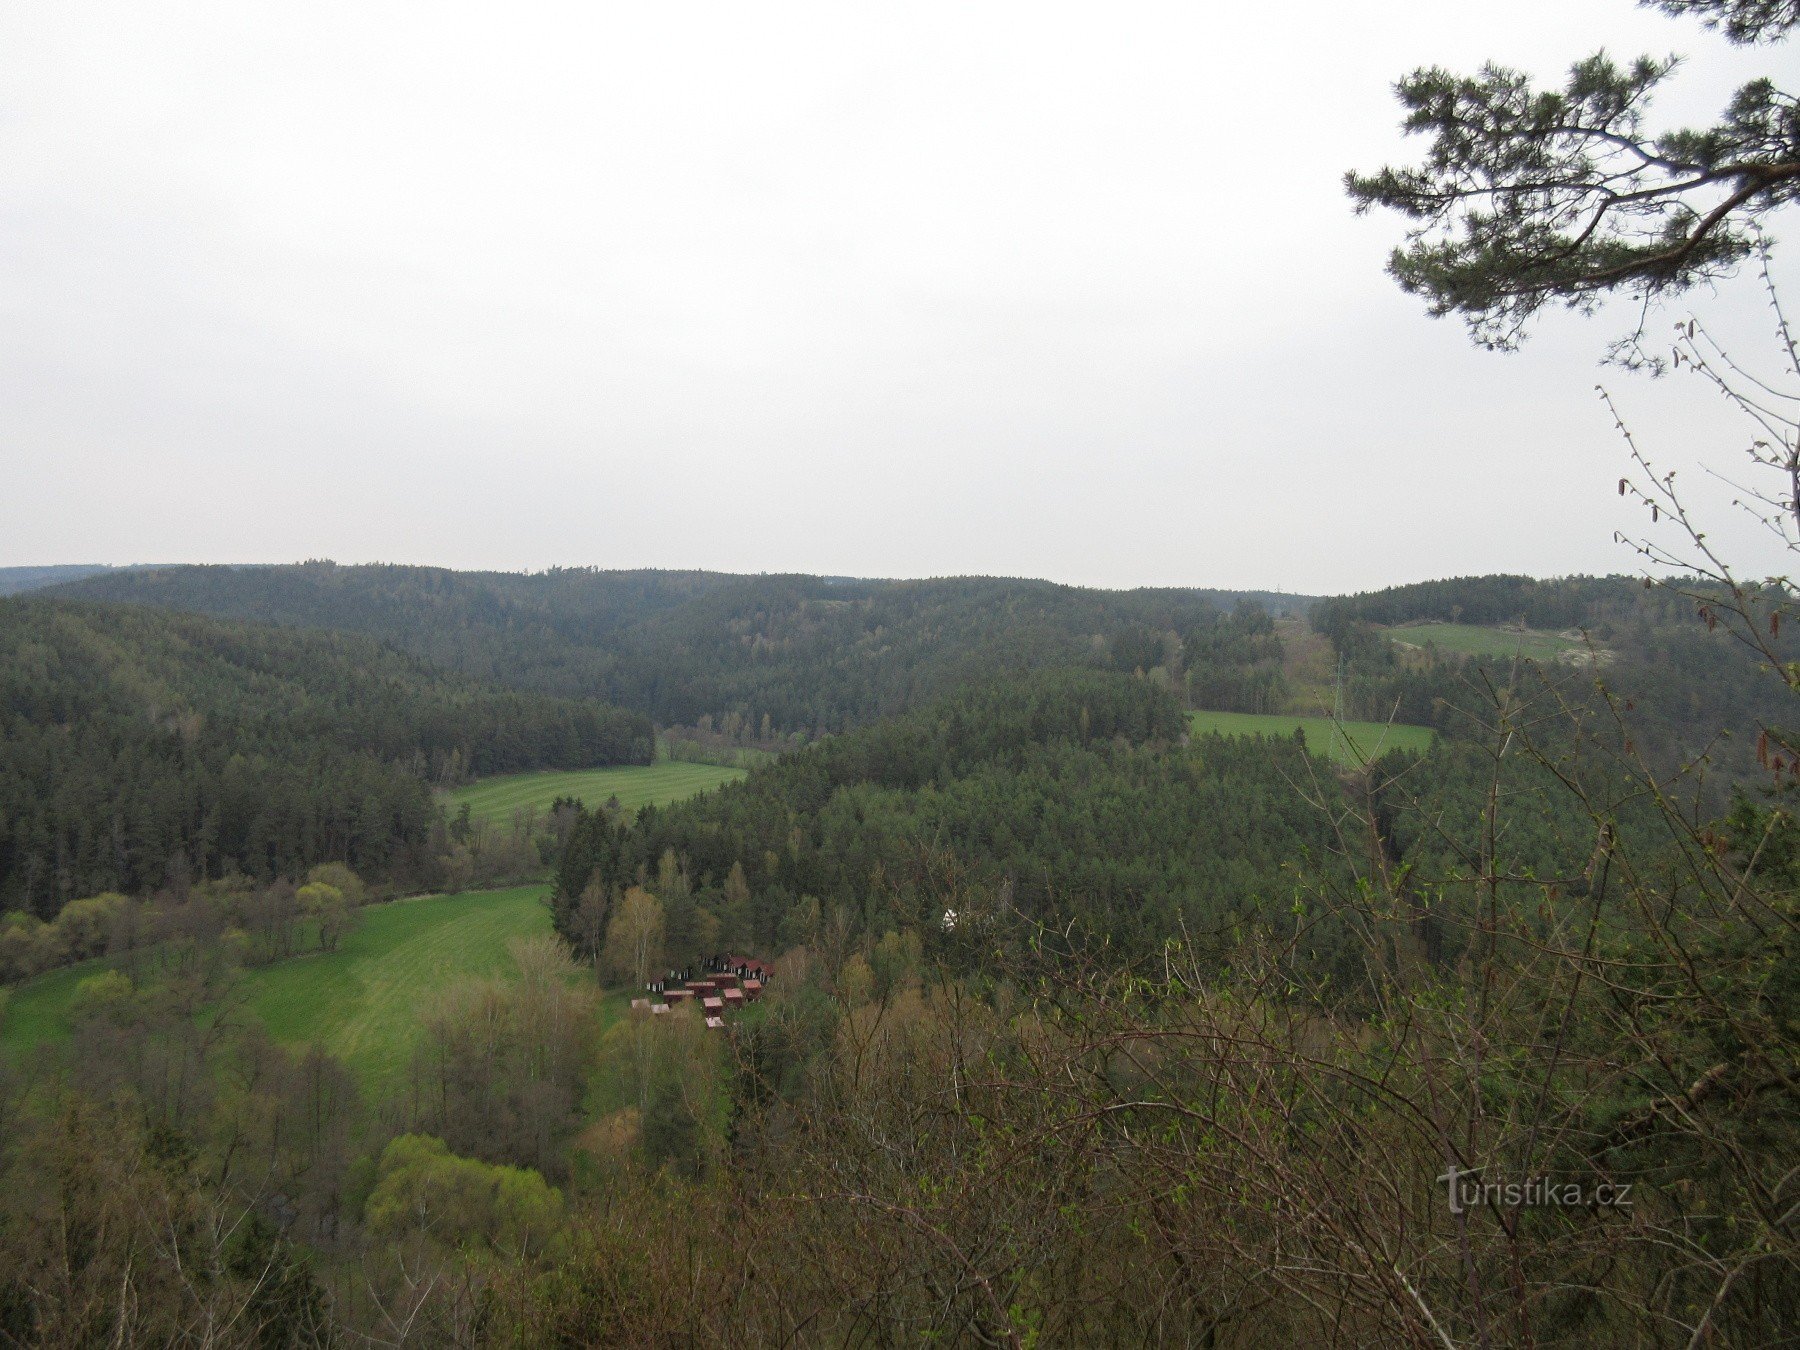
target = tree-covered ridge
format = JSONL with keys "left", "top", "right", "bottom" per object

{"left": 0, "top": 564, "right": 127, "bottom": 596}
{"left": 49, "top": 561, "right": 1313, "bottom": 734}
{"left": 1309, "top": 574, "right": 1798, "bottom": 784}
{"left": 0, "top": 598, "right": 652, "bottom": 913}
{"left": 1311, "top": 573, "right": 1638, "bottom": 638}
{"left": 544, "top": 670, "right": 1359, "bottom": 975}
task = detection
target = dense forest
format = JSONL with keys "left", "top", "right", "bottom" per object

{"left": 3, "top": 2, "right": 1800, "bottom": 1346}
{"left": 48, "top": 562, "right": 1312, "bottom": 734}
{"left": 59, "top": 562, "right": 1787, "bottom": 782}
{"left": 0, "top": 561, "right": 1793, "bottom": 1347}
{"left": 551, "top": 670, "right": 1362, "bottom": 973}
{"left": 1313, "top": 575, "right": 1798, "bottom": 784}
{"left": 0, "top": 563, "right": 128, "bottom": 596}
{"left": 0, "top": 598, "right": 651, "bottom": 912}
{"left": 10, "top": 563, "right": 1786, "bottom": 919}
{"left": 6, "top": 0, "right": 1799, "bottom": 1337}
{"left": 1311, "top": 573, "right": 1638, "bottom": 637}
{"left": 2, "top": 629, "right": 1790, "bottom": 1344}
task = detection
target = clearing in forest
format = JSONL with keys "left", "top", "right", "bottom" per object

{"left": 1188, "top": 710, "right": 1434, "bottom": 766}
{"left": 1385, "top": 622, "right": 1585, "bottom": 661}
{"left": 445, "top": 762, "right": 746, "bottom": 830}
{"left": 2, "top": 885, "right": 557, "bottom": 1089}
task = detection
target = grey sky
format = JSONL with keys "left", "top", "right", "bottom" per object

{"left": 2, "top": 1, "right": 1792, "bottom": 593}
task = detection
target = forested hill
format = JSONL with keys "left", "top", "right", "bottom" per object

{"left": 1311, "top": 574, "right": 1797, "bottom": 782}
{"left": 48, "top": 562, "right": 1315, "bottom": 733}
{"left": 0, "top": 598, "right": 652, "bottom": 913}
{"left": 549, "top": 670, "right": 1356, "bottom": 972}
{"left": 1311, "top": 574, "right": 1638, "bottom": 639}
{"left": 0, "top": 563, "right": 136, "bottom": 596}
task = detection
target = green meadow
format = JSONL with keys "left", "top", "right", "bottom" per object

{"left": 1385, "top": 622, "right": 1582, "bottom": 661}
{"left": 0, "top": 959, "right": 103, "bottom": 1056}
{"left": 1, "top": 885, "right": 557, "bottom": 1089}
{"left": 445, "top": 762, "right": 746, "bottom": 830}
{"left": 241, "top": 884, "right": 554, "bottom": 1085}
{"left": 1188, "top": 710, "right": 1434, "bottom": 765}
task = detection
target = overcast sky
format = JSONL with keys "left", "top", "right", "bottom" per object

{"left": 2, "top": 0, "right": 1793, "bottom": 593}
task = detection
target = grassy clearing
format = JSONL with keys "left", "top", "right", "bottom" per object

{"left": 1386, "top": 622, "right": 1581, "bottom": 661}
{"left": 242, "top": 884, "right": 553, "bottom": 1086}
{"left": 0, "top": 959, "right": 109, "bottom": 1055}
{"left": 1, "top": 885, "right": 557, "bottom": 1089}
{"left": 1188, "top": 710, "right": 1434, "bottom": 765}
{"left": 445, "top": 763, "right": 746, "bottom": 830}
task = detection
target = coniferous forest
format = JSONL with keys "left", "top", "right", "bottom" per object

{"left": 3, "top": 555, "right": 1796, "bottom": 1344}
{"left": 0, "top": 598, "right": 652, "bottom": 911}
{"left": 4, "top": 0, "right": 1800, "bottom": 1344}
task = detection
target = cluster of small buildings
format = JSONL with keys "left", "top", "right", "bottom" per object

{"left": 630, "top": 954, "right": 776, "bottom": 1030}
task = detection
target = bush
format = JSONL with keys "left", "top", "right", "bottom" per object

{"left": 364, "top": 1134, "right": 565, "bottom": 1258}
{"left": 69, "top": 970, "right": 136, "bottom": 1027}
{"left": 304, "top": 863, "right": 367, "bottom": 907}
{"left": 0, "top": 913, "right": 57, "bottom": 982}
{"left": 52, "top": 893, "right": 132, "bottom": 962}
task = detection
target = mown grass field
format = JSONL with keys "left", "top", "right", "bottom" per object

{"left": 1386, "top": 622, "right": 1581, "bottom": 661}
{"left": 1, "top": 885, "right": 557, "bottom": 1088}
{"left": 242, "top": 884, "right": 554, "bottom": 1085}
{"left": 0, "top": 959, "right": 102, "bottom": 1056}
{"left": 1188, "top": 710, "right": 1434, "bottom": 765}
{"left": 444, "top": 762, "right": 746, "bottom": 830}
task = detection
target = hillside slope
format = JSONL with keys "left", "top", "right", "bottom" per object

{"left": 0, "top": 598, "right": 651, "bottom": 911}
{"left": 50, "top": 562, "right": 1315, "bottom": 733}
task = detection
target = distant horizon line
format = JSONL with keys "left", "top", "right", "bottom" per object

{"left": 0, "top": 558, "right": 1650, "bottom": 600}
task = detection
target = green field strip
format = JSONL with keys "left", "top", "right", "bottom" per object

{"left": 444, "top": 763, "right": 746, "bottom": 829}
{"left": 1187, "top": 710, "right": 1434, "bottom": 766}
{"left": 0, "top": 958, "right": 110, "bottom": 1055}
